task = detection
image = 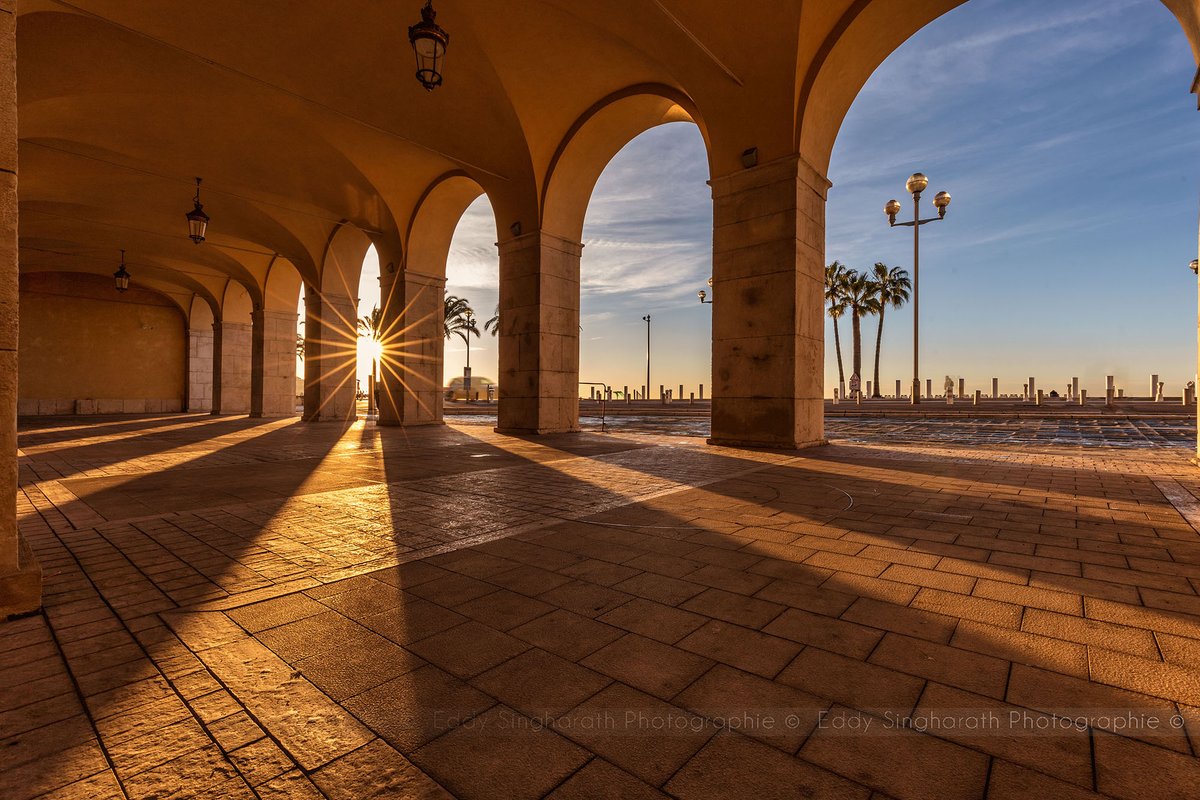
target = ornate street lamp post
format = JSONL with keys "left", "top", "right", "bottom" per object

{"left": 885, "top": 172, "right": 951, "bottom": 404}
{"left": 463, "top": 311, "right": 474, "bottom": 403}
{"left": 642, "top": 314, "right": 651, "bottom": 400}
{"left": 697, "top": 277, "right": 713, "bottom": 304}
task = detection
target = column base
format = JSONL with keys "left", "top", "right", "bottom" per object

{"left": 495, "top": 425, "right": 582, "bottom": 436}
{"left": 377, "top": 419, "right": 446, "bottom": 428}
{"left": 706, "top": 437, "right": 828, "bottom": 451}
{"left": 0, "top": 537, "right": 42, "bottom": 620}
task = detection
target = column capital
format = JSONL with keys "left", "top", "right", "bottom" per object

{"left": 498, "top": 230, "right": 584, "bottom": 259}
{"left": 708, "top": 153, "right": 831, "bottom": 200}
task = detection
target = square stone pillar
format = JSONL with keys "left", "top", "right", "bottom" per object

{"left": 251, "top": 310, "right": 298, "bottom": 417}
{"left": 377, "top": 269, "right": 445, "bottom": 426}
{"left": 187, "top": 327, "right": 214, "bottom": 412}
{"left": 0, "top": 7, "right": 40, "bottom": 617}
{"left": 212, "top": 321, "right": 252, "bottom": 414}
{"left": 496, "top": 231, "right": 581, "bottom": 434}
{"left": 708, "top": 155, "right": 827, "bottom": 449}
{"left": 302, "top": 289, "right": 357, "bottom": 422}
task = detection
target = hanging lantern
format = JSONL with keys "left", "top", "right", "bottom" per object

{"left": 113, "top": 249, "right": 130, "bottom": 292}
{"left": 408, "top": 1, "right": 449, "bottom": 91}
{"left": 185, "top": 177, "right": 210, "bottom": 243}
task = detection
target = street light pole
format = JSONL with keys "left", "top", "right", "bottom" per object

{"left": 885, "top": 173, "right": 951, "bottom": 405}
{"left": 642, "top": 314, "right": 651, "bottom": 400}
{"left": 464, "top": 312, "right": 474, "bottom": 404}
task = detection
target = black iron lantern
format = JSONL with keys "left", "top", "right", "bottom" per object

{"left": 186, "top": 177, "right": 209, "bottom": 243}
{"left": 113, "top": 249, "right": 130, "bottom": 292}
{"left": 408, "top": 1, "right": 449, "bottom": 91}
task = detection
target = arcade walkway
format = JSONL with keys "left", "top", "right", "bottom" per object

{"left": 5, "top": 415, "right": 1200, "bottom": 799}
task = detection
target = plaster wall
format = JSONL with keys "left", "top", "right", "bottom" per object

{"left": 17, "top": 273, "right": 185, "bottom": 415}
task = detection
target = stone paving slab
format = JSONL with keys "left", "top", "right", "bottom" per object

{"left": 5, "top": 415, "right": 1200, "bottom": 798}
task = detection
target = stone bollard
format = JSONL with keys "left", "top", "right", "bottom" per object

{"left": 1036, "top": 389, "right": 1043, "bottom": 406}
{"left": 1028, "top": 377, "right": 1036, "bottom": 400}
{"left": 1156, "top": 381, "right": 1164, "bottom": 402}
{"left": 992, "top": 377, "right": 999, "bottom": 398}
{"left": 973, "top": 389, "right": 981, "bottom": 406}
{"left": 679, "top": 384, "right": 684, "bottom": 401}
{"left": 958, "top": 378, "right": 965, "bottom": 398}
{"left": 1106, "top": 388, "right": 1115, "bottom": 406}
{"left": 926, "top": 378, "right": 932, "bottom": 398}
{"left": 1072, "top": 377, "right": 1079, "bottom": 399}
{"left": 1079, "top": 389, "right": 1087, "bottom": 406}
{"left": 833, "top": 388, "right": 840, "bottom": 405}
{"left": 895, "top": 379, "right": 902, "bottom": 398}
{"left": 1152, "top": 374, "right": 1159, "bottom": 399}
{"left": 699, "top": 384, "right": 704, "bottom": 400}
{"left": 1023, "top": 383, "right": 1028, "bottom": 400}
{"left": 689, "top": 392, "right": 695, "bottom": 405}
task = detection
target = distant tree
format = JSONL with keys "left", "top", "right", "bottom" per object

{"left": 357, "top": 304, "right": 382, "bottom": 344}
{"left": 444, "top": 293, "right": 479, "bottom": 343}
{"left": 868, "top": 263, "right": 911, "bottom": 397}
{"left": 824, "top": 261, "right": 850, "bottom": 394}
{"left": 844, "top": 270, "right": 880, "bottom": 390}
{"left": 296, "top": 334, "right": 305, "bottom": 360}
{"left": 484, "top": 303, "right": 500, "bottom": 337}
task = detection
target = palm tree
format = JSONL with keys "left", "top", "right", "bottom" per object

{"left": 868, "top": 262, "right": 912, "bottom": 397}
{"left": 824, "top": 261, "right": 850, "bottom": 395}
{"left": 358, "top": 305, "right": 383, "bottom": 411}
{"left": 443, "top": 293, "right": 478, "bottom": 341}
{"left": 484, "top": 304, "right": 500, "bottom": 337}
{"left": 844, "top": 270, "right": 880, "bottom": 394}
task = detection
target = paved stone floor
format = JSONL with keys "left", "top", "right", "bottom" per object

{"left": 6, "top": 414, "right": 1200, "bottom": 799}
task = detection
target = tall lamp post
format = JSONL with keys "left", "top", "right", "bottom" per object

{"left": 642, "top": 314, "right": 652, "bottom": 400}
{"left": 697, "top": 277, "right": 713, "bottom": 304}
{"left": 885, "top": 172, "right": 952, "bottom": 404}
{"left": 463, "top": 312, "right": 474, "bottom": 403}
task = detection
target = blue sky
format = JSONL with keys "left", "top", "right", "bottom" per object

{"left": 382, "top": 0, "right": 1199, "bottom": 398}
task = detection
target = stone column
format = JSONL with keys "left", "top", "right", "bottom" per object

{"left": 957, "top": 378, "right": 964, "bottom": 398}
{"left": 1072, "top": 377, "right": 1079, "bottom": 398}
{"left": 378, "top": 269, "right": 445, "bottom": 426}
{"left": 496, "top": 231, "right": 581, "bottom": 434}
{"left": 251, "top": 309, "right": 298, "bottom": 417}
{"left": 187, "top": 327, "right": 214, "bottom": 412}
{"left": 895, "top": 379, "right": 901, "bottom": 398}
{"left": 302, "top": 288, "right": 357, "bottom": 422}
{"left": 0, "top": 7, "right": 40, "bottom": 616}
{"left": 212, "top": 321, "right": 252, "bottom": 414}
{"left": 1151, "top": 374, "right": 1159, "bottom": 399}
{"left": 708, "top": 155, "right": 826, "bottom": 448}
{"left": 992, "top": 377, "right": 998, "bottom": 398}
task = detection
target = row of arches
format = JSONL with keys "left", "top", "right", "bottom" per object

{"left": 14, "top": 2, "right": 1200, "bottom": 449}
